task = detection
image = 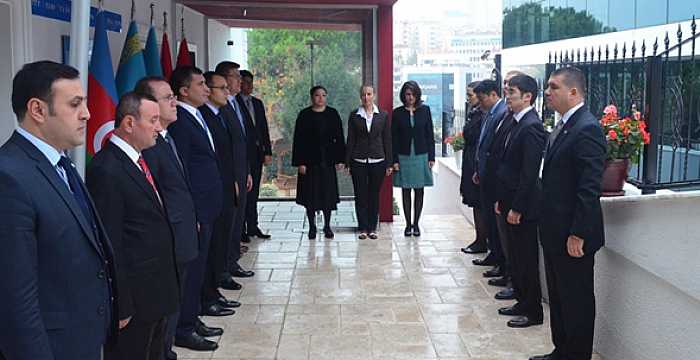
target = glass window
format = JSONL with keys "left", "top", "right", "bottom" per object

{"left": 608, "top": 0, "right": 636, "bottom": 32}
{"left": 636, "top": 0, "right": 669, "bottom": 28}
{"left": 668, "top": 0, "right": 700, "bottom": 23}
{"left": 587, "top": 0, "right": 610, "bottom": 30}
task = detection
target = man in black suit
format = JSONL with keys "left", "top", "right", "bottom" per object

{"left": 493, "top": 74, "right": 546, "bottom": 328}
{"left": 135, "top": 77, "right": 225, "bottom": 360}
{"left": 167, "top": 66, "right": 226, "bottom": 351}
{"left": 530, "top": 67, "right": 606, "bottom": 360}
{"left": 86, "top": 92, "right": 180, "bottom": 360}
{"left": 215, "top": 61, "right": 255, "bottom": 280}
{"left": 238, "top": 70, "right": 272, "bottom": 240}
{"left": 0, "top": 61, "right": 115, "bottom": 360}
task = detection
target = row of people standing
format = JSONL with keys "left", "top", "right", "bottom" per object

{"left": 459, "top": 69, "right": 606, "bottom": 360}
{"left": 291, "top": 81, "right": 435, "bottom": 240}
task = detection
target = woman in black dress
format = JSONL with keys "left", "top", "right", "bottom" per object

{"left": 292, "top": 86, "right": 346, "bottom": 239}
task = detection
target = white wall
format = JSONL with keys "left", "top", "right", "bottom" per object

{"left": 1, "top": 0, "right": 32, "bottom": 143}
{"left": 175, "top": 3, "right": 207, "bottom": 70}
{"left": 208, "top": 19, "right": 232, "bottom": 71}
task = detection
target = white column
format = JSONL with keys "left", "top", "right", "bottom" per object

{"left": 68, "top": 0, "right": 90, "bottom": 176}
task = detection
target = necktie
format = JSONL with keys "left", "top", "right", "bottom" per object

{"left": 230, "top": 99, "right": 246, "bottom": 136}
{"left": 246, "top": 98, "right": 256, "bottom": 126}
{"left": 58, "top": 156, "right": 101, "bottom": 250}
{"left": 548, "top": 119, "right": 565, "bottom": 150}
{"left": 195, "top": 110, "right": 216, "bottom": 152}
{"left": 164, "top": 133, "right": 184, "bottom": 172}
{"left": 137, "top": 155, "right": 162, "bottom": 206}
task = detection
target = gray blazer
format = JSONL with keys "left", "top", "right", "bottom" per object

{"left": 346, "top": 109, "right": 392, "bottom": 165}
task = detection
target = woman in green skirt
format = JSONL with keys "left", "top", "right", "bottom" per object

{"left": 391, "top": 81, "right": 435, "bottom": 237}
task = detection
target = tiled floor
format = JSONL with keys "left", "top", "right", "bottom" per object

{"left": 174, "top": 201, "right": 557, "bottom": 360}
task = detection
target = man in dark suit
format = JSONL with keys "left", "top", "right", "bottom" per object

{"left": 530, "top": 67, "right": 606, "bottom": 360}
{"left": 0, "top": 61, "right": 115, "bottom": 360}
{"left": 493, "top": 74, "right": 546, "bottom": 329}
{"left": 199, "top": 71, "right": 246, "bottom": 308}
{"left": 216, "top": 61, "right": 255, "bottom": 280}
{"left": 167, "top": 66, "right": 226, "bottom": 352}
{"left": 472, "top": 80, "right": 508, "bottom": 279}
{"left": 86, "top": 92, "right": 180, "bottom": 360}
{"left": 238, "top": 70, "right": 272, "bottom": 240}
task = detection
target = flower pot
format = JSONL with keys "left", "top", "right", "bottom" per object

{"left": 601, "top": 158, "right": 629, "bottom": 197}
{"left": 453, "top": 150, "right": 463, "bottom": 169}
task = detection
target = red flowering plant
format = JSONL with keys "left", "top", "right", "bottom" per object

{"left": 444, "top": 131, "right": 465, "bottom": 152}
{"left": 600, "top": 104, "right": 651, "bottom": 163}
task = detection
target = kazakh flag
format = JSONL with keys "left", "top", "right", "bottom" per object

{"left": 115, "top": 20, "right": 147, "bottom": 96}
{"left": 144, "top": 25, "right": 162, "bottom": 76}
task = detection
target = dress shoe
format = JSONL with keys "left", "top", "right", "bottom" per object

{"left": 241, "top": 235, "right": 252, "bottom": 243}
{"left": 368, "top": 232, "right": 378, "bottom": 240}
{"left": 507, "top": 315, "right": 543, "bottom": 328}
{"left": 472, "top": 256, "right": 497, "bottom": 266}
{"left": 529, "top": 353, "right": 558, "bottom": 360}
{"left": 358, "top": 232, "right": 368, "bottom": 240}
{"left": 219, "top": 277, "right": 242, "bottom": 290}
{"left": 250, "top": 227, "right": 271, "bottom": 239}
{"left": 461, "top": 245, "right": 487, "bottom": 254}
{"left": 495, "top": 287, "right": 517, "bottom": 300}
{"left": 404, "top": 226, "right": 412, "bottom": 237}
{"left": 202, "top": 303, "right": 235, "bottom": 317}
{"left": 323, "top": 226, "right": 334, "bottom": 239}
{"left": 231, "top": 269, "right": 255, "bottom": 278}
{"left": 488, "top": 276, "right": 509, "bottom": 287}
{"left": 411, "top": 224, "right": 421, "bottom": 236}
{"left": 217, "top": 297, "right": 241, "bottom": 308}
{"left": 240, "top": 245, "right": 249, "bottom": 253}
{"left": 174, "top": 333, "right": 218, "bottom": 351}
{"left": 482, "top": 266, "right": 503, "bottom": 278}
{"left": 498, "top": 305, "right": 525, "bottom": 316}
{"left": 308, "top": 226, "right": 317, "bottom": 239}
{"left": 196, "top": 321, "right": 224, "bottom": 337}
{"left": 166, "top": 349, "right": 178, "bottom": 360}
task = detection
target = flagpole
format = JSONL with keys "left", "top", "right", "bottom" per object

{"left": 68, "top": 0, "right": 91, "bottom": 176}
{"left": 150, "top": 4, "right": 154, "bottom": 26}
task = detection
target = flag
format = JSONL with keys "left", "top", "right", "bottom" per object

{"left": 176, "top": 37, "right": 193, "bottom": 67}
{"left": 87, "top": 11, "right": 118, "bottom": 157}
{"left": 143, "top": 26, "right": 162, "bottom": 76}
{"left": 115, "top": 20, "right": 147, "bottom": 96}
{"left": 161, "top": 31, "right": 173, "bottom": 80}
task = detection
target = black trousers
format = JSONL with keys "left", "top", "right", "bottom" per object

{"left": 502, "top": 214, "right": 543, "bottom": 321}
{"left": 227, "top": 178, "right": 247, "bottom": 273}
{"left": 544, "top": 251, "right": 596, "bottom": 360}
{"left": 350, "top": 161, "right": 385, "bottom": 232}
{"left": 480, "top": 189, "right": 505, "bottom": 266}
{"left": 164, "top": 262, "right": 190, "bottom": 357}
{"left": 245, "top": 161, "right": 263, "bottom": 232}
{"left": 105, "top": 317, "right": 167, "bottom": 360}
{"left": 203, "top": 188, "right": 235, "bottom": 304}
{"left": 176, "top": 223, "right": 213, "bottom": 338}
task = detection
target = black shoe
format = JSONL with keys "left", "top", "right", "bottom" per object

{"left": 174, "top": 333, "right": 218, "bottom": 351}
{"left": 196, "top": 321, "right": 224, "bottom": 337}
{"left": 482, "top": 266, "right": 503, "bottom": 278}
{"left": 323, "top": 226, "right": 334, "bottom": 239}
{"left": 241, "top": 235, "right": 252, "bottom": 243}
{"left": 404, "top": 226, "right": 412, "bottom": 237}
{"left": 472, "top": 256, "right": 497, "bottom": 266}
{"left": 358, "top": 232, "right": 368, "bottom": 240}
{"left": 251, "top": 228, "right": 271, "bottom": 239}
{"left": 488, "top": 276, "right": 509, "bottom": 287}
{"left": 368, "top": 232, "right": 378, "bottom": 240}
{"left": 202, "top": 303, "right": 235, "bottom": 317}
{"left": 507, "top": 315, "right": 543, "bottom": 328}
{"left": 495, "top": 287, "right": 517, "bottom": 300}
{"left": 219, "top": 277, "right": 242, "bottom": 290}
{"left": 231, "top": 268, "right": 255, "bottom": 278}
{"left": 217, "top": 296, "right": 241, "bottom": 308}
{"left": 461, "top": 244, "right": 487, "bottom": 254}
{"left": 529, "top": 353, "right": 558, "bottom": 360}
{"left": 411, "top": 224, "right": 421, "bottom": 236}
{"left": 498, "top": 305, "right": 525, "bottom": 316}
{"left": 165, "top": 349, "right": 178, "bottom": 360}
{"left": 308, "top": 226, "right": 317, "bottom": 239}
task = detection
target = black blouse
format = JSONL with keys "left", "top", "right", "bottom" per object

{"left": 291, "top": 106, "right": 346, "bottom": 167}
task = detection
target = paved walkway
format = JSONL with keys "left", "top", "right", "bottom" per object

{"left": 174, "top": 201, "right": 559, "bottom": 360}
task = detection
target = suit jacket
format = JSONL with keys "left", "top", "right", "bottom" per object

{"left": 494, "top": 109, "right": 546, "bottom": 221}
{"left": 142, "top": 135, "right": 199, "bottom": 265}
{"left": 460, "top": 107, "right": 484, "bottom": 206}
{"left": 292, "top": 106, "right": 346, "bottom": 167}
{"left": 345, "top": 109, "right": 392, "bottom": 165}
{"left": 391, "top": 105, "right": 435, "bottom": 163}
{"left": 476, "top": 99, "right": 508, "bottom": 178}
{"left": 221, "top": 101, "right": 250, "bottom": 184}
{"left": 483, "top": 113, "right": 516, "bottom": 203}
{"left": 200, "top": 104, "right": 237, "bottom": 196}
{"left": 540, "top": 106, "right": 606, "bottom": 256}
{"left": 0, "top": 132, "right": 115, "bottom": 360}
{"left": 237, "top": 94, "right": 272, "bottom": 163}
{"left": 86, "top": 142, "right": 179, "bottom": 323}
{"left": 168, "top": 105, "right": 223, "bottom": 224}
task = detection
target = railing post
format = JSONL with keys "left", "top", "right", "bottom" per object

{"left": 642, "top": 55, "right": 663, "bottom": 194}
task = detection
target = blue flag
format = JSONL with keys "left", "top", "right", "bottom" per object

{"left": 115, "top": 20, "right": 147, "bottom": 96}
{"left": 144, "top": 26, "right": 162, "bottom": 77}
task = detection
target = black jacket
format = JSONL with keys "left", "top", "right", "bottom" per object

{"left": 345, "top": 108, "right": 392, "bottom": 165}
{"left": 540, "top": 106, "right": 606, "bottom": 256}
{"left": 391, "top": 105, "right": 435, "bottom": 163}
{"left": 460, "top": 107, "right": 484, "bottom": 206}
{"left": 494, "top": 109, "right": 546, "bottom": 221}
{"left": 237, "top": 94, "right": 272, "bottom": 163}
{"left": 292, "top": 106, "right": 346, "bottom": 167}
{"left": 86, "top": 141, "right": 179, "bottom": 323}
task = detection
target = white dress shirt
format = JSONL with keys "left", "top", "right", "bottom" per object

{"left": 178, "top": 101, "right": 216, "bottom": 151}
{"left": 353, "top": 105, "right": 384, "bottom": 164}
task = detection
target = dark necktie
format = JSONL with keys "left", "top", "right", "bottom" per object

{"left": 164, "top": 133, "right": 184, "bottom": 172}
{"left": 548, "top": 119, "right": 565, "bottom": 150}
{"left": 137, "top": 156, "right": 163, "bottom": 206}
{"left": 58, "top": 156, "right": 101, "bottom": 252}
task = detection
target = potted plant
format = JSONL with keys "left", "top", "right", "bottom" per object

{"left": 445, "top": 132, "right": 465, "bottom": 168}
{"left": 599, "top": 104, "right": 651, "bottom": 196}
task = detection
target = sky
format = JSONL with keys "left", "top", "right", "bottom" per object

{"left": 394, "top": 0, "right": 503, "bottom": 30}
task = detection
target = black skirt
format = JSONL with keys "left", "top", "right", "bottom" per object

{"left": 296, "top": 164, "right": 340, "bottom": 211}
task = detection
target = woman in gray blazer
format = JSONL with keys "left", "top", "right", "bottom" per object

{"left": 346, "top": 85, "right": 393, "bottom": 239}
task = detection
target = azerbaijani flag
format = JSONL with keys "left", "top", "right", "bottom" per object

{"left": 176, "top": 37, "right": 193, "bottom": 67}
{"left": 161, "top": 31, "right": 173, "bottom": 80}
{"left": 143, "top": 25, "right": 162, "bottom": 77}
{"left": 115, "top": 20, "right": 147, "bottom": 96}
{"left": 87, "top": 10, "right": 118, "bottom": 157}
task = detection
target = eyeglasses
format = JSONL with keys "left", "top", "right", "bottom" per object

{"left": 210, "top": 85, "right": 230, "bottom": 91}
{"left": 158, "top": 94, "right": 176, "bottom": 102}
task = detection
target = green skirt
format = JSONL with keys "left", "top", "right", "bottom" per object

{"left": 393, "top": 153, "right": 433, "bottom": 188}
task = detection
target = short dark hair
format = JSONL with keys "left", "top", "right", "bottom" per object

{"left": 473, "top": 80, "right": 500, "bottom": 97}
{"left": 239, "top": 70, "right": 253, "bottom": 80}
{"left": 310, "top": 85, "right": 327, "bottom": 97}
{"left": 508, "top": 74, "right": 539, "bottom": 105}
{"left": 551, "top": 66, "right": 587, "bottom": 97}
{"left": 203, "top": 71, "right": 225, "bottom": 87}
{"left": 12, "top": 61, "right": 80, "bottom": 121}
{"left": 214, "top": 61, "right": 240, "bottom": 75}
{"left": 467, "top": 80, "right": 481, "bottom": 90}
{"left": 134, "top": 76, "right": 167, "bottom": 98}
{"left": 399, "top": 81, "right": 422, "bottom": 106}
{"left": 114, "top": 92, "right": 157, "bottom": 128}
{"left": 170, "top": 66, "right": 203, "bottom": 98}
